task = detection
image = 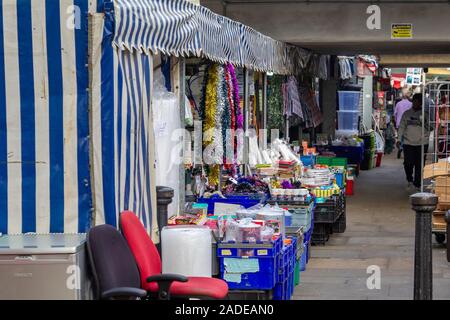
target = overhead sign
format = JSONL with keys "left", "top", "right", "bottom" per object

{"left": 391, "top": 23, "right": 413, "bottom": 39}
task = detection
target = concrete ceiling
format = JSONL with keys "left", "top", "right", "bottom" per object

{"left": 201, "top": 0, "right": 450, "bottom": 56}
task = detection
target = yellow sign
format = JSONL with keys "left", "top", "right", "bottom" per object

{"left": 391, "top": 23, "right": 413, "bottom": 39}
{"left": 220, "top": 249, "right": 232, "bottom": 256}
{"left": 257, "top": 249, "right": 268, "bottom": 256}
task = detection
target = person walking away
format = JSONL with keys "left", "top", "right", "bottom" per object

{"left": 397, "top": 93, "right": 431, "bottom": 191}
{"left": 394, "top": 90, "right": 412, "bottom": 158}
{"left": 384, "top": 116, "right": 396, "bottom": 154}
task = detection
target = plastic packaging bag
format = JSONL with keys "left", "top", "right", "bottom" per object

{"left": 261, "top": 226, "right": 275, "bottom": 241}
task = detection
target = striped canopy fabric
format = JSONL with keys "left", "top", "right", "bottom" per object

{"left": 0, "top": 0, "right": 157, "bottom": 239}
{"left": 0, "top": 0, "right": 94, "bottom": 234}
{"left": 91, "top": 8, "right": 158, "bottom": 240}
{"left": 113, "top": 0, "right": 294, "bottom": 75}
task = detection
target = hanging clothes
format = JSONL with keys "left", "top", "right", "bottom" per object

{"left": 299, "top": 85, "right": 323, "bottom": 128}
{"left": 282, "top": 76, "right": 304, "bottom": 120}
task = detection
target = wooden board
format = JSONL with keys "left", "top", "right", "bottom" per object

{"left": 432, "top": 214, "right": 447, "bottom": 231}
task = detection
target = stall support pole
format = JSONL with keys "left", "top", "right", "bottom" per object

{"left": 243, "top": 67, "right": 250, "bottom": 175}
{"left": 173, "top": 57, "right": 186, "bottom": 214}
{"left": 410, "top": 192, "right": 437, "bottom": 300}
{"left": 284, "top": 115, "right": 290, "bottom": 142}
{"left": 262, "top": 73, "right": 268, "bottom": 149}
{"left": 156, "top": 186, "right": 174, "bottom": 253}
{"left": 446, "top": 211, "right": 450, "bottom": 262}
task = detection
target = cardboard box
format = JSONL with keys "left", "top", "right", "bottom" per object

{"left": 434, "top": 176, "right": 450, "bottom": 202}
{"left": 424, "top": 161, "right": 450, "bottom": 179}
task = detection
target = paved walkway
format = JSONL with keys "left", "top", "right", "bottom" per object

{"left": 294, "top": 153, "right": 450, "bottom": 300}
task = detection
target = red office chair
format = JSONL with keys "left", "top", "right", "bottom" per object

{"left": 120, "top": 211, "right": 228, "bottom": 300}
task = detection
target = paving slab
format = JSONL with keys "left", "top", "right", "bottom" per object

{"left": 294, "top": 154, "right": 450, "bottom": 300}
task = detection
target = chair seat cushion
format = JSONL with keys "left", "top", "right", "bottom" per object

{"left": 146, "top": 276, "right": 228, "bottom": 299}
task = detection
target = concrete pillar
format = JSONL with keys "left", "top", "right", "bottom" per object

{"left": 320, "top": 79, "right": 338, "bottom": 140}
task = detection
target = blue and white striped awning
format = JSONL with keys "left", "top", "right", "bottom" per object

{"left": 113, "top": 0, "right": 294, "bottom": 74}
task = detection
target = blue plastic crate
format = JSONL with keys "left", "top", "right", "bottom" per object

{"left": 273, "top": 280, "right": 286, "bottom": 300}
{"left": 198, "top": 193, "right": 267, "bottom": 214}
{"left": 218, "top": 237, "right": 281, "bottom": 290}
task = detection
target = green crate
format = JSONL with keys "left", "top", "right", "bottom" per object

{"left": 330, "top": 157, "right": 347, "bottom": 168}
{"left": 316, "top": 156, "right": 332, "bottom": 166}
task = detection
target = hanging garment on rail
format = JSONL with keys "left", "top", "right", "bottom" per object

{"left": 282, "top": 76, "right": 304, "bottom": 120}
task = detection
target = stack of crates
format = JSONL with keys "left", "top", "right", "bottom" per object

{"left": 217, "top": 237, "right": 282, "bottom": 290}
{"left": 287, "top": 201, "right": 314, "bottom": 234}
{"left": 312, "top": 191, "right": 345, "bottom": 245}
{"left": 286, "top": 227, "right": 305, "bottom": 284}
{"left": 361, "top": 132, "right": 376, "bottom": 171}
{"left": 273, "top": 237, "right": 297, "bottom": 300}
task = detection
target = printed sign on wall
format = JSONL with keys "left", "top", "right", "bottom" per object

{"left": 391, "top": 23, "right": 413, "bottom": 39}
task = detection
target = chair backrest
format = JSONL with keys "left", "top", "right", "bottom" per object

{"left": 120, "top": 211, "right": 162, "bottom": 290}
{"left": 86, "top": 224, "right": 142, "bottom": 299}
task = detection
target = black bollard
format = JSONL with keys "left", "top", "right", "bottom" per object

{"left": 156, "top": 186, "right": 174, "bottom": 253}
{"left": 446, "top": 211, "right": 450, "bottom": 263}
{"left": 410, "top": 192, "right": 438, "bottom": 300}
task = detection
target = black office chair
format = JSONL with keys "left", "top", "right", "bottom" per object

{"left": 86, "top": 224, "right": 147, "bottom": 300}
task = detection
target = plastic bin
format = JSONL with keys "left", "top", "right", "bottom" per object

{"left": 312, "top": 223, "right": 332, "bottom": 245}
{"left": 346, "top": 178, "right": 354, "bottom": 196}
{"left": 330, "top": 157, "right": 348, "bottom": 168}
{"left": 228, "top": 290, "right": 273, "bottom": 300}
{"left": 316, "top": 156, "right": 332, "bottom": 166}
{"left": 335, "top": 172, "right": 344, "bottom": 188}
{"left": 376, "top": 151, "right": 383, "bottom": 167}
{"left": 198, "top": 194, "right": 267, "bottom": 214}
{"left": 217, "top": 237, "right": 282, "bottom": 290}
{"left": 288, "top": 205, "right": 313, "bottom": 232}
{"left": 337, "top": 110, "right": 359, "bottom": 131}
{"left": 332, "top": 210, "right": 346, "bottom": 233}
{"left": 338, "top": 91, "right": 361, "bottom": 111}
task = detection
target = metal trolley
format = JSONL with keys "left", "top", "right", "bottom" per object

{"left": 422, "top": 81, "right": 450, "bottom": 245}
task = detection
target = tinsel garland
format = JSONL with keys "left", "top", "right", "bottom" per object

{"left": 221, "top": 67, "right": 231, "bottom": 161}
{"left": 229, "top": 64, "right": 243, "bottom": 130}
{"left": 199, "top": 63, "right": 210, "bottom": 121}
{"left": 214, "top": 65, "right": 225, "bottom": 163}
{"left": 203, "top": 64, "right": 218, "bottom": 147}
{"left": 228, "top": 64, "right": 243, "bottom": 167}
{"left": 224, "top": 64, "right": 236, "bottom": 167}
{"left": 208, "top": 65, "right": 226, "bottom": 186}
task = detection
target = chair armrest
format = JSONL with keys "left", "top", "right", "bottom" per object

{"left": 146, "top": 273, "right": 188, "bottom": 283}
{"left": 101, "top": 287, "right": 147, "bottom": 300}
{"left": 146, "top": 273, "right": 188, "bottom": 300}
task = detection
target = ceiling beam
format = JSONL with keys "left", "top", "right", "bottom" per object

{"left": 379, "top": 54, "right": 450, "bottom": 67}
